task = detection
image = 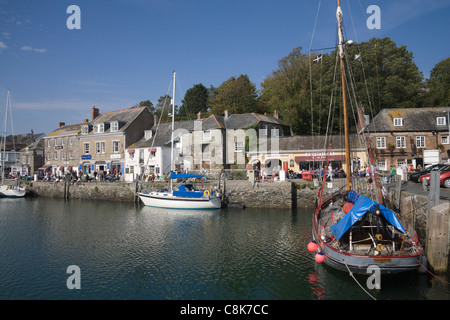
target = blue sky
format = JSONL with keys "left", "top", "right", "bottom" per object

{"left": 0, "top": 0, "right": 449, "bottom": 136}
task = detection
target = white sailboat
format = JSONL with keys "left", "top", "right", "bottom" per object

{"left": 0, "top": 90, "right": 26, "bottom": 198}
{"left": 138, "top": 72, "right": 221, "bottom": 210}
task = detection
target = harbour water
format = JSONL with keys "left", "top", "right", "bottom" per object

{"left": 0, "top": 197, "right": 449, "bottom": 301}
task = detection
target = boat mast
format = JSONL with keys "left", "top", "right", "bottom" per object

{"left": 1, "top": 90, "right": 10, "bottom": 184}
{"left": 170, "top": 71, "right": 176, "bottom": 192}
{"left": 336, "top": 0, "right": 351, "bottom": 191}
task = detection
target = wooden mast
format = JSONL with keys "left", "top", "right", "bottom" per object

{"left": 336, "top": 0, "right": 352, "bottom": 191}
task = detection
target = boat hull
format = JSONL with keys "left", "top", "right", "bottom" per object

{"left": 312, "top": 225, "right": 423, "bottom": 274}
{"left": 138, "top": 192, "right": 222, "bottom": 210}
{"left": 0, "top": 186, "right": 26, "bottom": 198}
{"left": 312, "top": 192, "right": 424, "bottom": 275}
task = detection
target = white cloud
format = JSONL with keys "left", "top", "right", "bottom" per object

{"left": 2, "top": 32, "right": 11, "bottom": 39}
{"left": 0, "top": 41, "right": 8, "bottom": 50}
{"left": 21, "top": 45, "right": 47, "bottom": 53}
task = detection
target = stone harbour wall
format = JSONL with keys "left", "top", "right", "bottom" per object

{"left": 23, "top": 179, "right": 342, "bottom": 209}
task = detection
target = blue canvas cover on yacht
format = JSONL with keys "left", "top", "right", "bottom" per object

{"left": 330, "top": 195, "right": 408, "bottom": 241}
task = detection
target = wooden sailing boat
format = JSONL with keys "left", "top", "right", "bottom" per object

{"left": 309, "top": 1, "right": 424, "bottom": 274}
{"left": 137, "top": 72, "right": 221, "bottom": 210}
{"left": 0, "top": 90, "right": 26, "bottom": 198}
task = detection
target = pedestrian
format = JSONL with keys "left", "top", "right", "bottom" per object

{"left": 386, "top": 166, "right": 396, "bottom": 183}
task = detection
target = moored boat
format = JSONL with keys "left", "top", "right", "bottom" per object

{"left": 308, "top": 0, "right": 425, "bottom": 274}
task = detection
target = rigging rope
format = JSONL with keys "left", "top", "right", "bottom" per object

{"left": 343, "top": 259, "right": 377, "bottom": 300}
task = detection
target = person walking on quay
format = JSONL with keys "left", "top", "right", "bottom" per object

{"left": 386, "top": 166, "right": 396, "bottom": 183}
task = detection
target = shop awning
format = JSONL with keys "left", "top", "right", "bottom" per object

{"left": 38, "top": 165, "right": 52, "bottom": 170}
{"left": 127, "top": 149, "right": 135, "bottom": 153}
{"left": 59, "top": 166, "right": 64, "bottom": 171}
{"left": 295, "top": 154, "right": 346, "bottom": 162}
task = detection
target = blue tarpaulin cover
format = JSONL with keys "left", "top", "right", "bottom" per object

{"left": 170, "top": 171, "right": 204, "bottom": 180}
{"left": 330, "top": 194, "right": 408, "bottom": 241}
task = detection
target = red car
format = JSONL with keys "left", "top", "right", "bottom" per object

{"left": 418, "top": 165, "right": 450, "bottom": 188}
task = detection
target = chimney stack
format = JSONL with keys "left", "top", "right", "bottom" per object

{"left": 58, "top": 122, "right": 65, "bottom": 128}
{"left": 84, "top": 119, "right": 89, "bottom": 123}
{"left": 224, "top": 110, "right": 230, "bottom": 118}
{"left": 92, "top": 106, "right": 99, "bottom": 121}
{"left": 197, "top": 112, "right": 202, "bottom": 120}
{"left": 273, "top": 110, "right": 279, "bottom": 119}
{"left": 30, "top": 129, "right": 35, "bottom": 141}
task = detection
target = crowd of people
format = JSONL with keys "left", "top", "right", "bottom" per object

{"left": 41, "top": 169, "right": 122, "bottom": 184}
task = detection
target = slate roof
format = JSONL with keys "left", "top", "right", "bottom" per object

{"left": 197, "top": 113, "right": 285, "bottom": 131}
{"left": 366, "top": 107, "right": 450, "bottom": 132}
{"left": 45, "top": 123, "right": 85, "bottom": 137}
{"left": 278, "top": 134, "right": 365, "bottom": 152}
{"left": 88, "top": 106, "right": 148, "bottom": 134}
{"left": 128, "top": 120, "right": 198, "bottom": 149}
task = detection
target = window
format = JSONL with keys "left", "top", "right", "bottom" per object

{"left": 203, "top": 131, "right": 211, "bottom": 141}
{"left": 113, "top": 141, "right": 119, "bottom": 153}
{"left": 376, "top": 159, "right": 387, "bottom": 171}
{"left": 69, "top": 151, "right": 73, "bottom": 159}
{"left": 55, "top": 139, "right": 58, "bottom": 146}
{"left": 145, "top": 130, "right": 152, "bottom": 140}
{"left": 46, "top": 152, "right": 50, "bottom": 160}
{"left": 437, "top": 117, "right": 446, "bottom": 126}
{"left": 61, "top": 151, "right": 65, "bottom": 160}
{"left": 397, "top": 159, "right": 406, "bottom": 168}
{"left": 81, "top": 125, "right": 89, "bottom": 135}
{"left": 139, "top": 149, "right": 144, "bottom": 164}
{"left": 396, "top": 136, "right": 406, "bottom": 148}
{"left": 95, "top": 142, "right": 106, "bottom": 154}
{"left": 110, "top": 121, "right": 119, "bottom": 132}
{"left": 47, "top": 139, "right": 51, "bottom": 147}
{"left": 69, "top": 137, "right": 73, "bottom": 145}
{"left": 442, "top": 136, "right": 449, "bottom": 145}
{"left": 376, "top": 137, "right": 386, "bottom": 149}
{"left": 234, "top": 142, "right": 244, "bottom": 152}
{"left": 94, "top": 123, "right": 104, "bottom": 133}
{"left": 61, "top": 138, "right": 65, "bottom": 146}
{"left": 84, "top": 143, "right": 90, "bottom": 154}
{"left": 393, "top": 118, "right": 403, "bottom": 127}
{"left": 416, "top": 136, "right": 425, "bottom": 148}
{"left": 54, "top": 152, "right": 58, "bottom": 160}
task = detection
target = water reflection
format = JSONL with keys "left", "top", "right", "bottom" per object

{"left": 0, "top": 198, "right": 449, "bottom": 300}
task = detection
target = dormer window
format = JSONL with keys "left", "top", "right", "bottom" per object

{"left": 437, "top": 117, "right": 446, "bottom": 126}
{"left": 393, "top": 118, "right": 403, "bottom": 127}
{"left": 110, "top": 121, "right": 119, "bottom": 132}
{"left": 94, "top": 123, "right": 104, "bottom": 133}
{"left": 145, "top": 130, "right": 152, "bottom": 140}
{"left": 81, "top": 125, "right": 89, "bottom": 135}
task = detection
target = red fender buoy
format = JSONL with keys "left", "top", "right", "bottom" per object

{"left": 307, "top": 241, "right": 319, "bottom": 252}
{"left": 315, "top": 252, "right": 325, "bottom": 263}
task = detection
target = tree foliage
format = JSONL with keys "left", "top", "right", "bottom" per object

{"left": 208, "top": 74, "right": 258, "bottom": 115}
{"left": 178, "top": 83, "right": 209, "bottom": 120}
{"left": 259, "top": 37, "right": 425, "bottom": 135}
{"left": 423, "top": 57, "right": 450, "bottom": 107}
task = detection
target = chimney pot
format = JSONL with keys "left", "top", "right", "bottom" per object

{"left": 58, "top": 122, "right": 65, "bottom": 128}
{"left": 92, "top": 106, "right": 99, "bottom": 121}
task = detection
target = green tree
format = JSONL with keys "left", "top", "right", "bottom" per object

{"left": 178, "top": 83, "right": 209, "bottom": 119}
{"left": 139, "top": 99, "right": 155, "bottom": 114}
{"left": 424, "top": 57, "right": 450, "bottom": 107}
{"left": 209, "top": 74, "right": 258, "bottom": 115}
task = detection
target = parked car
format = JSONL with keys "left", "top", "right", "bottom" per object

{"left": 418, "top": 165, "right": 450, "bottom": 188}
{"left": 408, "top": 164, "right": 446, "bottom": 182}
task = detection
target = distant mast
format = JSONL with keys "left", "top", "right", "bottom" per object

{"left": 170, "top": 71, "right": 176, "bottom": 192}
{"left": 336, "top": 0, "right": 351, "bottom": 191}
